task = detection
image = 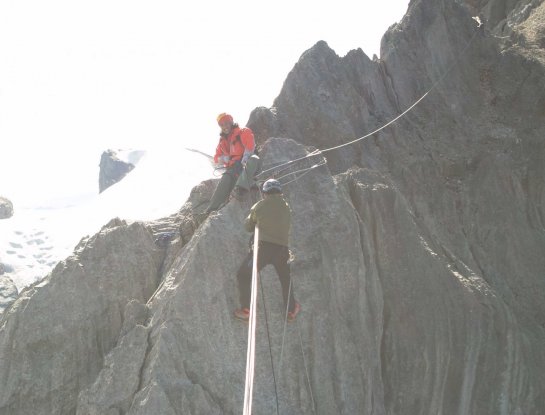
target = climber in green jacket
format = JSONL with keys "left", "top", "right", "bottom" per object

{"left": 234, "top": 179, "right": 301, "bottom": 322}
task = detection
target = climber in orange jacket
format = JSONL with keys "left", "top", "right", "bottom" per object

{"left": 205, "top": 113, "right": 260, "bottom": 213}
{"left": 213, "top": 113, "right": 254, "bottom": 167}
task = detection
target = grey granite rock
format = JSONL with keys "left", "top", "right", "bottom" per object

{"left": 0, "top": 276, "right": 17, "bottom": 315}
{"left": 98, "top": 150, "right": 136, "bottom": 193}
{"left": 0, "top": 197, "right": 13, "bottom": 219}
{"left": 1, "top": 0, "right": 544, "bottom": 413}
{"left": 0, "top": 220, "right": 165, "bottom": 414}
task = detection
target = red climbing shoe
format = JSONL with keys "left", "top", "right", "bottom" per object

{"left": 287, "top": 302, "right": 301, "bottom": 322}
{"left": 234, "top": 308, "right": 250, "bottom": 322}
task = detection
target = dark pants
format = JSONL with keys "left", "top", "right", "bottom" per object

{"left": 237, "top": 241, "right": 296, "bottom": 312}
{"left": 206, "top": 162, "right": 243, "bottom": 213}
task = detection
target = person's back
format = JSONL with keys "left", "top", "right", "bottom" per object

{"left": 235, "top": 179, "right": 300, "bottom": 322}
{"left": 245, "top": 193, "right": 290, "bottom": 247}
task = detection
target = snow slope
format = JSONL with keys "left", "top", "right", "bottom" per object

{"left": 0, "top": 146, "right": 213, "bottom": 291}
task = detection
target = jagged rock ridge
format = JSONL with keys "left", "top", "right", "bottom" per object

{"left": 98, "top": 149, "right": 139, "bottom": 193}
{"left": 1, "top": 0, "right": 545, "bottom": 414}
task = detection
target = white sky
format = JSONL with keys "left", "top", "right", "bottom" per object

{"left": 0, "top": 0, "right": 409, "bottom": 205}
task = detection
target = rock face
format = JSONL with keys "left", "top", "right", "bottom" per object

{"left": 0, "top": 137, "right": 543, "bottom": 414}
{"left": 0, "top": 197, "right": 13, "bottom": 219}
{"left": 0, "top": 218, "right": 166, "bottom": 414}
{"left": 1, "top": 0, "right": 545, "bottom": 414}
{"left": 98, "top": 150, "right": 136, "bottom": 193}
{"left": 0, "top": 276, "right": 17, "bottom": 315}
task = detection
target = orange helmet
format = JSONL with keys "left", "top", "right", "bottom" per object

{"left": 217, "top": 113, "right": 233, "bottom": 125}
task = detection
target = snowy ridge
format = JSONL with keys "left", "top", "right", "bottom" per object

{"left": 0, "top": 146, "right": 212, "bottom": 291}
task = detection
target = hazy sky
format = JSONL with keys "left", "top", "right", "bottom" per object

{"left": 0, "top": 0, "right": 409, "bottom": 203}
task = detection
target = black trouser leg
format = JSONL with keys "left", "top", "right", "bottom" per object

{"left": 206, "top": 162, "right": 242, "bottom": 213}
{"left": 272, "top": 246, "right": 296, "bottom": 313}
{"left": 236, "top": 242, "right": 295, "bottom": 312}
{"left": 236, "top": 248, "right": 270, "bottom": 309}
{"left": 206, "top": 172, "right": 236, "bottom": 213}
{"left": 236, "top": 252, "right": 254, "bottom": 309}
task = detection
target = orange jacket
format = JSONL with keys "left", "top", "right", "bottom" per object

{"left": 213, "top": 125, "right": 255, "bottom": 167}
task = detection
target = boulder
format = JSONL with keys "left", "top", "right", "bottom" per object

{"left": 0, "top": 197, "right": 13, "bottom": 219}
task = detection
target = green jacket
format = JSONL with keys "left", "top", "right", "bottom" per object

{"left": 245, "top": 194, "right": 291, "bottom": 247}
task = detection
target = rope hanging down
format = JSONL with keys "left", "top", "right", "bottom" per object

{"left": 256, "top": 17, "right": 482, "bottom": 184}
{"left": 238, "top": 19, "right": 483, "bottom": 414}
{"left": 278, "top": 278, "right": 317, "bottom": 415}
{"left": 258, "top": 273, "right": 281, "bottom": 415}
{"left": 243, "top": 229, "right": 260, "bottom": 415}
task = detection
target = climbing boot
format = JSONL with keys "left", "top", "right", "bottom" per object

{"left": 234, "top": 308, "right": 250, "bottom": 322}
{"left": 287, "top": 302, "right": 301, "bottom": 322}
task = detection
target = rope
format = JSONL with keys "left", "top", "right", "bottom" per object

{"left": 296, "top": 317, "right": 317, "bottom": 415}
{"left": 243, "top": 228, "right": 260, "bottom": 415}
{"left": 237, "top": 17, "right": 482, "bottom": 415}
{"left": 320, "top": 20, "right": 480, "bottom": 156}
{"left": 274, "top": 160, "right": 327, "bottom": 182}
{"left": 255, "top": 17, "right": 482, "bottom": 184}
{"left": 256, "top": 149, "right": 323, "bottom": 179}
{"left": 278, "top": 279, "right": 293, "bottom": 372}
{"left": 277, "top": 161, "right": 328, "bottom": 187}
{"left": 278, "top": 278, "right": 317, "bottom": 415}
{"left": 213, "top": 166, "right": 226, "bottom": 177}
{"left": 185, "top": 147, "right": 214, "bottom": 161}
{"left": 259, "top": 272, "right": 281, "bottom": 415}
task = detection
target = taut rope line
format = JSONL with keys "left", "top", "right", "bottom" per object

{"left": 242, "top": 229, "right": 260, "bottom": 415}
{"left": 256, "top": 17, "right": 482, "bottom": 184}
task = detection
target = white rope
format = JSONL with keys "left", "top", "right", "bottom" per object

{"left": 277, "top": 161, "right": 328, "bottom": 187}
{"left": 243, "top": 228, "right": 260, "bottom": 415}
{"left": 319, "top": 22, "right": 481, "bottom": 156}
{"left": 255, "top": 18, "right": 482, "bottom": 182}
{"left": 278, "top": 279, "right": 317, "bottom": 415}
{"left": 278, "top": 278, "right": 293, "bottom": 371}
{"left": 296, "top": 317, "right": 317, "bottom": 415}
{"left": 256, "top": 149, "right": 323, "bottom": 179}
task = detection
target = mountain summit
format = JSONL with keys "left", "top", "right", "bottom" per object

{"left": 1, "top": 0, "right": 544, "bottom": 414}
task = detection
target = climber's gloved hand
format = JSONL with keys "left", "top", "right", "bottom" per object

{"left": 219, "top": 155, "right": 230, "bottom": 164}
{"left": 241, "top": 150, "right": 253, "bottom": 166}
